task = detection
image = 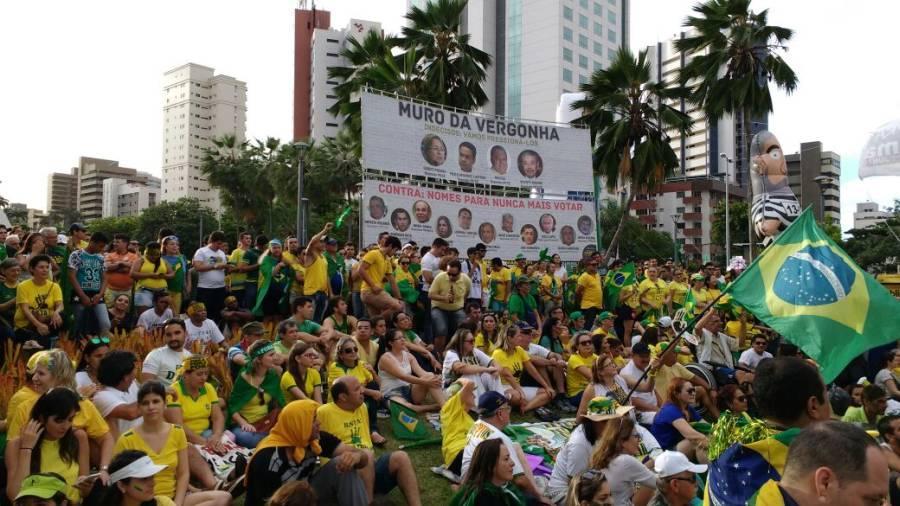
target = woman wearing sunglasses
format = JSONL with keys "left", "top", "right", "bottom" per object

{"left": 328, "top": 336, "right": 386, "bottom": 445}
{"left": 442, "top": 328, "right": 501, "bottom": 399}
{"left": 716, "top": 384, "right": 750, "bottom": 417}
{"left": 377, "top": 328, "right": 445, "bottom": 414}
{"left": 650, "top": 378, "right": 709, "bottom": 463}
{"left": 75, "top": 336, "right": 110, "bottom": 396}
{"left": 227, "top": 340, "right": 285, "bottom": 448}
{"left": 566, "top": 332, "right": 598, "bottom": 409}
{"left": 7, "top": 350, "right": 113, "bottom": 481}
{"left": 590, "top": 416, "right": 658, "bottom": 506}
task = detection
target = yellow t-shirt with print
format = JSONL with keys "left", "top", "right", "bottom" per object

{"left": 282, "top": 251, "right": 305, "bottom": 296}
{"left": 489, "top": 268, "right": 512, "bottom": 303}
{"left": 360, "top": 249, "right": 390, "bottom": 293}
{"left": 327, "top": 360, "right": 374, "bottom": 387}
{"left": 114, "top": 424, "right": 188, "bottom": 499}
{"left": 668, "top": 281, "right": 689, "bottom": 307}
{"left": 577, "top": 272, "right": 603, "bottom": 310}
{"left": 14, "top": 279, "right": 63, "bottom": 329}
{"left": 9, "top": 397, "right": 108, "bottom": 440}
{"left": 440, "top": 387, "right": 475, "bottom": 467}
{"left": 491, "top": 346, "right": 530, "bottom": 385}
{"left": 316, "top": 402, "right": 372, "bottom": 450}
{"left": 638, "top": 278, "right": 668, "bottom": 311}
{"left": 566, "top": 353, "right": 597, "bottom": 397}
{"left": 304, "top": 255, "right": 329, "bottom": 295}
{"left": 280, "top": 368, "right": 322, "bottom": 402}
{"left": 166, "top": 381, "right": 219, "bottom": 434}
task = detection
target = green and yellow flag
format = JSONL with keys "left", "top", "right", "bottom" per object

{"left": 389, "top": 401, "right": 429, "bottom": 441}
{"left": 604, "top": 262, "right": 636, "bottom": 310}
{"left": 725, "top": 208, "right": 900, "bottom": 383}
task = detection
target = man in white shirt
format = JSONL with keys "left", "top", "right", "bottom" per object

{"left": 620, "top": 342, "right": 661, "bottom": 424}
{"left": 94, "top": 349, "right": 142, "bottom": 440}
{"left": 694, "top": 312, "right": 740, "bottom": 369}
{"left": 418, "top": 238, "right": 448, "bottom": 343}
{"left": 192, "top": 231, "right": 232, "bottom": 325}
{"left": 738, "top": 336, "right": 774, "bottom": 370}
{"left": 461, "top": 247, "right": 483, "bottom": 307}
{"left": 135, "top": 291, "right": 174, "bottom": 332}
{"left": 462, "top": 392, "right": 546, "bottom": 501}
{"left": 184, "top": 301, "right": 225, "bottom": 351}
{"left": 141, "top": 318, "right": 192, "bottom": 386}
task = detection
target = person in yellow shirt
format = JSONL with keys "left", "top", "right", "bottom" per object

{"left": 281, "top": 236, "right": 306, "bottom": 305}
{"left": 302, "top": 223, "right": 335, "bottom": 323}
{"left": 439, "top": 378, "right": 476, "bottom": 479}
{"left": 540, "top": 269, "right": 563, "bottom": 309}
{"left": 688, "top": 274, "right": 710, "bottom": 316}
{"left": 103, "top": 450, "right": 179, "bottom": 506}
{"left": 666, "top": 268, "right": 689, "bottom": 314}
{"left": 14, "top": 254, "right": 63, "bottom": 349}
{"left": 638, "top": 266, "right": 668, "bottom": 323}
{"left": 358, "top": 236, "right": 403, "bottom": 319}
{"left": 575, "top": 259, "right": 603, "bottom": 328}
{"left": 488, "top": 258, "right": 512, "bottom": 312}
{"left": 474, "top": 312, "right": 501, "bottom": 354}
{"left": 115, "top": 381, "right": 231, "bottom": 506}
{"left": 317, "top": 376, "right": 422, "bottom": 504}
{"left": 281, "top": 341, "right": 323, "bottom": 403}
{"left": 566, "top": 332, "right": 598, "bottom": 406}
{"left": 328, "top": 336, "right": 386, "bottom": 445}
{"left": 491, "top": 327, "right": 554, "bottom": 416}
{"left": 511, "top": 254, "right": 527, "bottom": 278}
{"left": 227, "top": 232, "right": 252, "bottom": 304}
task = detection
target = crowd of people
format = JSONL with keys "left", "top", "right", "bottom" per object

{"left": 0, "top": 221, "right": 895, "bottom": 505}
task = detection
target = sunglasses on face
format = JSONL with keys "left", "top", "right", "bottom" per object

{"left": 302, "top": 352, "right": 319, "bottom": 359}
{"left": 579, "top": 340, "right": 593, "bottom": 346}
{"left": 684, "top": 388, "right": 696, "bottom": 395}
{"left": 400, "top": 261, "right": 410, "bottom": 265}
{"left": 342, "top": 347, "right": 358, "bottom": 354}
{"left": 88, "top": 336, "right": 110, "bottom": 345}
{"left": 668, "top": 475, "right": 696, "bottom": 484}
{"left": 754, "top": 341, "right": 767, "bottom": 346}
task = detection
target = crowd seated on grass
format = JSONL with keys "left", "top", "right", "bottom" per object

{"left": 0, "top": 222, "right": 893, "bottom": 505}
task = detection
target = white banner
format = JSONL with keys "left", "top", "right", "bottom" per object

{"left": 363, "top": 180, "right": 597, "bottom": 261}
{"left": 361, "top": 92, "right": 593, "bottom": 193}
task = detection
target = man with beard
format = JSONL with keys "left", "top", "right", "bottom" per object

{"left": 140, "top": 317, "right": 192, "bottom": 386}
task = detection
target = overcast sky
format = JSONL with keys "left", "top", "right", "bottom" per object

{"left": 1, "top": 0, "right": 897, "bottom": 234}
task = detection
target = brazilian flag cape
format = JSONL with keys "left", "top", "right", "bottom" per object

{"left": 252, "top": 254, "right": 293, "bottom": 317}
{"left": 604, "top": 262, "right": 636, "bottom": 310}
{"left": 724, "top": 208, "right": 900, "bottom": 383}
{"left": 704, "top": 428, "right": 800, "bottom": 506}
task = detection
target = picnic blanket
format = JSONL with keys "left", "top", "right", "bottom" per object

{"left": 502, "top": 418, "right": 577, "bottom": 465}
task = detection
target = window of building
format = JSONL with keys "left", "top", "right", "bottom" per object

{"left": 326, "top": 38, "right": 339, "bottom": 43}
{"left": 580, "top": 0, "right": 589, "bottom": 8}
{"left": 563, "top": 5, "right": 573, "bottom": 20}
{"left": 607, "top": 29, "right": 616, "bottom": 43}
{"left": 563, "top": 68, "right": 573, "bottom": 83}
{"left": 594, "top": 22, "right": 602, "bottom": 36}
{"left": 608, "top": 47, "right": 616, "bottom": 59}
{"left": 579, "top": 74, "right": 588, "bottom": 84}
{"left": 579, "top": 34, "right": 588, "bottom": 48}
{"left": 563, "top": 27, "right": 573, "bottom": 42}
{"left": 563, "top": 47, "right": 573, "bottom": 62}
{"left": 326, "top": 52, "right": 339, "bottom": 57}
{"left": 593, "top": 61, "right": 602, "bottom": 71}
{"left": 676, "top": 206, "right": 685, "bottom": 213}
{"left": 579, "top": 54, "right": 588, "bottom": 69}
{"left": 594, "top": 2, "right": 602, "bottom": 15}
{"left": 579, "top": 14, "right": 588, "bottom": 29}
{"left": 594, "top": 41, "right": 603, "bottom": 56}
{"left": 694, "top": 206, "right": 702, "bottom": 213}
{"left": 676, "top": 191, "right": 685, "bottom": 198}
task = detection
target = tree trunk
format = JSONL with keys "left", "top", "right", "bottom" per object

{"left": 605, "top": 189, "right": 636, "bottom": 262}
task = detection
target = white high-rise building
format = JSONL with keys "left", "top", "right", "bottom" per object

{"left": 310, "top": 19, "right": 382, "bottom": 141}
{"left": 161, "top": 63, "right": 247, "bottom": 210}
{"left": 102, "top": 177, "right": 161, "bottom": 218}
{"left": 409, "top": 0, "right": 629, "bottom": 121}
{"left": 854, "top": 202, "right": 891, "bottom": 230}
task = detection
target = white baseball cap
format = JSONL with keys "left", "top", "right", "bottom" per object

{"left": 658, "top": 316, "right": 673, "bottom": 328}
{"left": 654, "top": 450, "right": 707, "bottom": 478}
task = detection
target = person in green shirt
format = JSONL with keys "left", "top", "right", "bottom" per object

{"left": 508, "top": 277, "right": 541, "bottom": 330}
{"left": 237, "top": 235, "right": 263, "bottom": 310}
{"left": 0, "top": 225, "right": 7, "bottom": 262}
{"left": 841, "top": 384, "right": 887, "bottom": 429}
{"left": 323, "top": 237, "right": 345, "bottom": 298}
{"left": 161, "top": 235, "right": 190, "bottom": 314}
{"left": 0, "top": 258, "right": 19, "bottom": 334}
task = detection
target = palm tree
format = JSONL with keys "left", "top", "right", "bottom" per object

{"left": 675, "top": 0, "right": 797, "bottom": 186}
{"left": 572, "top": 47, "right": 693, "bottom": 259}
{"left": 402, "top": 0, "right": 492, "bottom": 110}
{"left": 201, "top": 134, "right": 276, "bottom": 230}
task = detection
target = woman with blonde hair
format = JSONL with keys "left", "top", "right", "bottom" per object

{"left": 590, "top": 416, "right": 657, "bottom": 506}
{"left": 328, "top": 335, "right": 386, "bottom": 445}
{"left": 490, "top": 326, "right": 553, "bottom": 414}
{"left": 565, "top": 469, "right": 611, "bottom": 506}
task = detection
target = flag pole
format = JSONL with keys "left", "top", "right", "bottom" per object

{"left": 623, "top": 290, "right": 731, "bottom": 404}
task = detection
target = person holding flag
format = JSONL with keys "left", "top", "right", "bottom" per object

{"left": 604, "top": 261, "right": 638, "bottom": 346}
{"left": 683, "top": 273, "right": 709, "bottom": 318}
{"left": 252, "top": 239, "right": 293, "bottom": 325}
{"left": 638, "top": 266, "right": 668, "bottom": 323}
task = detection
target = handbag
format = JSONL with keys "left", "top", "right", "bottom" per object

{"left": 251, "top": 406, "right": 281, "bottom": 432}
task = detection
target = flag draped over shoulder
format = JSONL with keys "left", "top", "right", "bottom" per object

{"left": 604, "top": 262, "right": 636, "bottom": 310}
{"left": 724, "top": 208, "right": 900, "bottom": 383}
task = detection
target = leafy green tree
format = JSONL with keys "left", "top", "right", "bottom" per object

{"left": 572, "top": 47, "right": 693, "bottom": 258}
{"left": 45, "top": 208, "right": 82, "bottom": 229}
{"left": 676, "top": 0, "right": 797, "bottom": 185}
{"left": 598, "top": 201, "right": 676, "bottom": 261}
{"left": 86, "top": 216, "right": 140, "bottom": 242}
{"left": 132, "top": 198, "right": 227, "bottom": 256}
{"left": 200, "top": 135, "right": 277, "bottom": 231}
{"left": 710, "top": 199, "right": 750, "bottom": 261}
{"left": 844, "top": 201, "right": 900, "bottom": 272}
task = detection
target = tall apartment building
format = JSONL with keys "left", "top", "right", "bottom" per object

{"left": 645, "top": 31, "right": 768, "bottom": 188}
{"left": 102, "top": 177, "right": 161, "bottom": 218}
{"left": 294, "top": 5, "right": 331, "bottom": 140}
{"left": 408, "top": 0, "right": 629, "bottom": 121}
{"left": 162, "top": 63, "right": 247, "bottom": 210}
{"left": 308, "top": 19, "right": 383, "bottom": 141}
{"left": 854, "top": 202, "right": 891, "bottom": 230}
{"left": 76, "top": 157, "right": 154, "bottom": 221}
{"left": 46, "top": 169, "right": 78, "bottom": 215}
{"left": 785, "top": 141, "right": 841, "bottom": 224}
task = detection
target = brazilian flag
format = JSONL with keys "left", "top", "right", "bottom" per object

{"left": 725, "top": 208, "right": 900, "bottom": 383}
{"left": 389, "top": 401, "right": 429, "bottom": 441}
{"left": 604, "top": 262, "right": 636, "bottom": 310}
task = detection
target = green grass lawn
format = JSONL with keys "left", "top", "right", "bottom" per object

{"left": 233, "top": 411, "right": 541, "bottom": 505}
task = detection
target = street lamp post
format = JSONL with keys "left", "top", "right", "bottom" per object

{"left": 294, "top": 142, "right": 309, "bottom": 244}
{"left": 670, "top": 214, "right": 681, "bottom": 264}
{"left": 719, "top": 153, "right": 733, "bottom": 265}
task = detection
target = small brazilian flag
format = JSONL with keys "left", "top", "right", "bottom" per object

{"left": 604, "top": 262, "right": 636, "bottom": 310}
{"left": 389, "top": 401, "right": 429, "bottom": 441}
{"left": 725, "top": 208, "right": 900, "bottom": 383}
